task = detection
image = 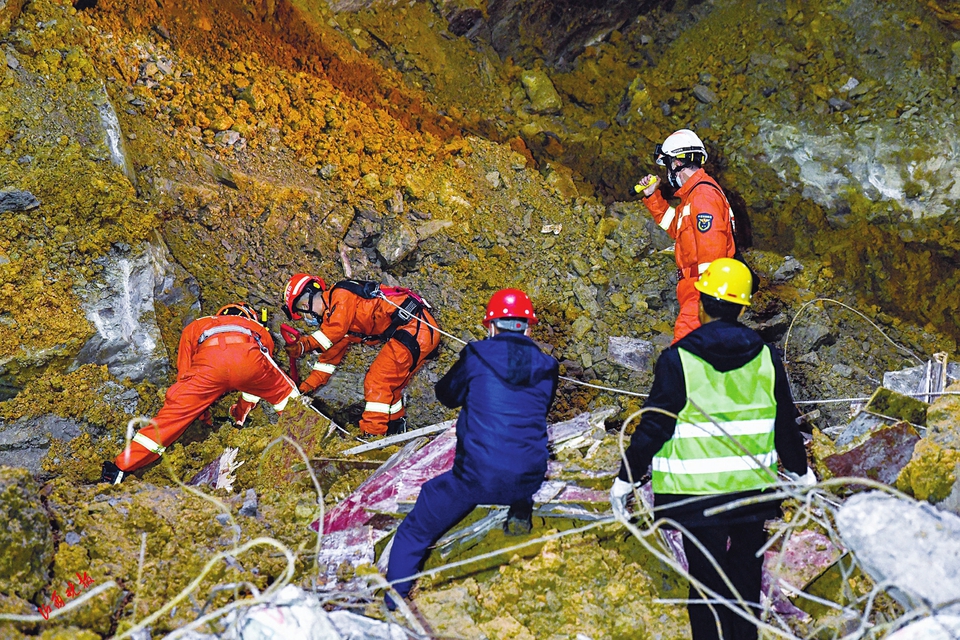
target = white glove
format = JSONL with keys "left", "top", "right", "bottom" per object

{"left": 610, "top": 478, "right": 639, "bottom": 521}
{"left": 785, "top": 467, "right": 817, "bottom": 487}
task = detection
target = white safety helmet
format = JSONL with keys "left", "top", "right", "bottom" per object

{"left": 655, "top": 129, "right": 708, "bottom": 167}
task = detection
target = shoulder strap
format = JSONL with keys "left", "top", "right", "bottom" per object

{"left": 331, "top": 279, "right": 381, "bottom": 299}
{"left": 690, "top": 179, "right": 738, "bottom": 235}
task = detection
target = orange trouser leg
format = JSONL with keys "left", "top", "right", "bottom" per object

{"left": 360, "top": 313, "right": 440, "bottom": 436}
{"left": 673, "top": 278, "right": 702, "bottom": 344}
{"left": 115, "top": 369, "right": 227, "bottom": 473}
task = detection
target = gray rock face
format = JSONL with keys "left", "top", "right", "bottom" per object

{"left": 72, "top": 240, "right": 200, "bottom": 384}
{"left": 0, "top": 467, "right": 53, "bottom": 601}
{"left": 785, "top": 304, "right": 836, "bottom": 354}
{"left": 0, "top": 187, "right": 39, "bottom": 212}
{"left": 607, "top": 337, "right": 654, "bottom": 373}
{"left": 487, "top": 0, "right": 651, "bottom": 68}
{"left": 376, "top": 221, "right": 419, "bottom": 267}
{"left": 309, "top": 371, "right": 367, "bottom": 427}
{"left": 0, "top": 381, "right": 136, "bottom": 473}
{"left": 0, "top": 415, "right": 86, "bottom": 473}
{"left": 836, "top": 492, "right": 960, "bottom": 615}
{"left": 772, "top": 255, "right": 804, "bottom": 283}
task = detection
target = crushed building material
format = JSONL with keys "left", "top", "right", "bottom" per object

{"left": 836, "top": 491, "right": 960, "bottom": 616}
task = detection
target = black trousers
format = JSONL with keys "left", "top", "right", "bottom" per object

{"left": 682, "top": 520, "right": 767, "bottom": 640}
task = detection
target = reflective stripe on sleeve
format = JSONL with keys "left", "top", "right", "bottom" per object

{"left": 658, "top": 206, "right": 677, "bottom": 231}
{"left": 311, "top": 330, "right": 333, "bottom": 350}
{"left": 651, "top": 451, "right": 778, "bottom": 476}
{"left": 241, "top": 392, "right": 261, "bottom": 403}
{"left": 312, "top": 362, "right": 337, "bottom": 374}
{"left": 133, "top": 432, "right": 166, "bottom": 455}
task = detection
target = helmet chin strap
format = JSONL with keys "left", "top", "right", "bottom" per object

{"left": 667, "top": 158, "right": 696, "bottom": 188}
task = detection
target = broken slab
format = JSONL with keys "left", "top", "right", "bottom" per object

{"left": 210, "top": 584, "right": 408, "bottom": 638}
{"left": 883, "top": 354, "right": 958, "bottom": 404}
{"left": 832, "top": 387, "right": 926, "bottom": 448}
{"left": 763, "top": 529, "right": 843, "bottom": 619}
{"left": 836, "top": 491, "right": 960, "bottom": 615}
{"left": 822, "top": 422, "right": 920, "bottom": 486}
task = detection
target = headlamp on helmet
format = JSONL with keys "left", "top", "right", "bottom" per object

{"left": 217, "top": 302, "right": 261, "bottom": 323}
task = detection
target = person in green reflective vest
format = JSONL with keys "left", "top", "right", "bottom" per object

{"left": 610, "top": 258, "right": 814, "bottom": 640}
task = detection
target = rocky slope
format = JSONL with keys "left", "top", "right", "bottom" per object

{"left": 0, "top": 0, "right": 959, "bottom": 637}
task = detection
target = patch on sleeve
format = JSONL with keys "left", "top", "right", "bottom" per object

{"left": 696, "top": 213, "right": 713, "bottom": 232}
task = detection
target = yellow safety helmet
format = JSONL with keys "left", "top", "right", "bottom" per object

{"left": 694, "top": 258, "right": 753, "bottom": 306}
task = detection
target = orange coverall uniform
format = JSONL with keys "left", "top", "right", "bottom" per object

{"left": 116, "top": 315, "right": 299, "bottom": 473}
{"left": 643, "top": 168, "right": 736, "bottom": 342}
{"left": 299, "top": 285, "right": 440, "bottom": 436}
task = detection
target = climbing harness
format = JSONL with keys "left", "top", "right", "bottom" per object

{"left": 198, "top": 324, "right": 270, "bottom": 355}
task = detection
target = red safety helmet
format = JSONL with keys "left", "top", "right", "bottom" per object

{"left": 217, "top": 302, "right": 260, "bottom": 323}
{"left": 283, "top": 273, "right": 327, "bottom": 320}
{"left": 483, "top": 288, "right": 538, "bottom": 328}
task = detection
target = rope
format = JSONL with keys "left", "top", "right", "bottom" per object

{"left": 375, "top": 293, "right": 650, "bottom": 399}
{"left": 372, "top": 292, "right": 954, "bottom": 408}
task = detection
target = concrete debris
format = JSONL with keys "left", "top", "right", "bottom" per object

{"left": 181, "top": 585, "right": 408, "bottom": 639}
{"left": 883, "top": 354, "right": 959, "bottom": 404}
{"left": 836, "top": 492, "right": 960, "bottom": 615}
{"left": 885, "top": 615, "right": 960, "bottom": 640}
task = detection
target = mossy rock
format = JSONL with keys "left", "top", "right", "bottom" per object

{"left": 0, "top": 467, "right": 53, "bottom": 601}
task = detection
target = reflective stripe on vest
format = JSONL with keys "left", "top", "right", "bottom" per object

{"left": 652, "top": 346, "right": 778, "bottom": 495}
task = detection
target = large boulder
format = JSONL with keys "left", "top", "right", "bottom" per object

{"left": 72, "top": 240, "right": 200, "bottom": 384}
{"left": 0, "top": 467, "right": 53, "bottom": 601}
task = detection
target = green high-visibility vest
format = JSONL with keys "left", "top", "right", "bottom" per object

{"left": 652, "top": 346, "right": 779, "bottom": 495}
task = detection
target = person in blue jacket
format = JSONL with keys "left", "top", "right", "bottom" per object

{"left": 385, "top": 288, "right": 559, "bottom": 608}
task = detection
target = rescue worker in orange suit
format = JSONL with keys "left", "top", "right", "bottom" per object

{"left": 636, "top": 129, "right": 737, "bottom": 343}
{"left": 100, "top": 303, "right": 300, "bottom": 484}
{"left": 282, "top": 274, "right": 441, "bottom": 437}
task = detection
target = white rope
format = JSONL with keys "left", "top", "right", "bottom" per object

{"left": 375, "top": 293, "right": 955, "bottom": 407}
{"left": 376, "top": 293, "right": 649, "bottom": 398}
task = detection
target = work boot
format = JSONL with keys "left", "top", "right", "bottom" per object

{"left": 385, "top": 417, "right": 407, "bottom": 436}
{"left": 100, "top": 461, "right": 125, "bottom": 485}
{"left": 503, "top": 499, "right": 534, "bottom": 536}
